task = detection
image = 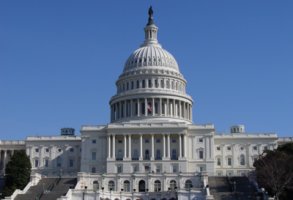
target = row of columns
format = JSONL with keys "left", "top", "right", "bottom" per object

{"left": 0, "top": 150, "right": 14, "bottom": 175}
{"left": 117, "top": 77, "right": 186, "bottom": 94}
{"left": 107, "top": 134, "right": 187, "bottom": 160}
{"left": 111, "top": 98, "right": 192, "bottom": 122}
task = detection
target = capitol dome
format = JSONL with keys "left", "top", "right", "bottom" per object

{"left": 123, "top": 43, "right": 179, "bottom": 73}
{"left": 109, "top": 7, "right": 193, "bottom": 124}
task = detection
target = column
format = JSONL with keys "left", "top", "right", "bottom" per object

{"left": 112, "top": 135, "right": 116, "bottom": 159}
{"left": 178, "top": 101, "right": 182, "bottom": 118}
{"left": 167, "top": 99, "right": 169, "bottom": 116}
{"left": 190, "top": 105, "right": 192, "bottom": 121}
{"left": 107, "top": 136, "right": 111, "bottom": 159}
{"left": 183, "top": 135, "right": 187, "bottom": 158}
{"left": 246, "top": 144, "right": 250, "bottom": 167}
{"left": 137, "top": 99, "right": 140, "bottom": 117}
{"left": 163, "top": 135, "right": 166, "bottom": 159}
{"left": 152, "top": 98, "right": 155, "bottom": 116}
{"left": 167, "top": 134, "right": 170, "bottom": 159}
{"left": 151, "top": 135, "right": 155, "bottom": 160}
{"left": 140, "top": 135, "right": 143, "bottom": 160}
{"left": 179, "top": 135, "right": 182, "bottom": 159}
{"left": 145, "top": 98, "right": 148, "bottom": 116}
{"left": 159, "top": 98, "right": 162, "bottom": 116}
{"left": 129, "top": 99, "right": 133, "bottom": 117}
{"left": 128, "top": 135, "right": 132, "bottom": 159}
{"left": 205, "top": 137, "right": 208, "bottom": 161}
{"left": 124, "top": 135, "right": 127, "bottom": 159}
{"left": 3, "top": 150, "right": 7, "bottom": 175}
{"left": 124, "top": 100, "right": 127, "bottom": 118}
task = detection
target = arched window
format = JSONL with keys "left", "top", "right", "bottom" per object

{"left": 217, "top": 157, "right": 221, "bottom": 166}
{"left": 93, "top": 181, "right": 99, "bottom": 191}
{"left": 185, "top": 180, "right": 192, "bottom": 190}
{"left": 123, "top": 180, "right": 130, "bottom": 192}
{"left": 108, "top": 180, "right": 115, "bottom": 191}
{"left": 161, "top": 79, "right": 164, "bottom": 88}
{"left": 154, "top": 180, "right": 161, "bottom": 192}
{"left": 240, "top": 154, "right": 245, "bottom": 165}
{"left": 170, "top": 180, "right": 177, "bottom": 191}
{"left": 139, "top": 180, "right": 146, "bottom": 192}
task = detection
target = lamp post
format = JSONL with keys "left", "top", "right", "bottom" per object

{"left": 174, "top": 186, "right": 178, "bottom": 200}
{"left": 120, "top": 188, "right": 123, "bottom": 200}
{"left": 101, "top": 187, "right": 104, "bottom": 200}
{"left": 110, "top": 188, "right": 112, "bottom": 200}
{"left": 146, "top": 188, "right": 149, "bottom": 200}
{"left": 132, "top": 189, "right": 136, "bottom": 200}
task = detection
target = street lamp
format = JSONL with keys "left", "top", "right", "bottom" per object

{"left": 101, "top": 187, "right": 104, "bottom": 200}
{"left": 132, "top": 189, "right": 136, "bottom": 200}
{"left": 120, "top": 188, "right": 124, "bottom": 200}
{"left": 146, "top": 188, "right": 149, "bottom": 200}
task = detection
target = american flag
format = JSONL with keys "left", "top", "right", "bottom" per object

{"left": 147, "top": 103, "right": 152, "bottom": 112}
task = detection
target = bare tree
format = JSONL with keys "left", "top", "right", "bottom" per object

{"left": 254, "top": 145, "right": 293, "bottom": 200}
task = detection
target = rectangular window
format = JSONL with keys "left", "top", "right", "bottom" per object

{"left": 198, "top": 138, "right": 203, "bottom": 143}
{"left": 172, "top": 139, "right": 177, "bottom": 143}
{"left": 172, "top": 164, "right": 177, "bottom": 173}
{"left": 34, "top": 159, "right": 39, "bottom": 167}
{"left": 217, "top": 158, "right": 221, "bottom": 166}
{"left": 199, "top": 150, "right": 204, "bottom": 159}
{"left": 253, "top": 146, "right": 258, "bottom": 150}
{"left": 228, "top": 158, "right": 232, "bottom": 166}
{"left": 92, "top": 152, "right": 96, "bottom": 160}
{"left": 35, "top": 148, "right": 39, "bottom": 153}
{"left": 69, "top": 159, "right": 74, "bottom": 167}
{"left": 133, "top": 164, "right": 139, "bottom": 172}
{"left": 45, "top": 148, "right": 49, "bottom": 153}
{"left": 70, "top": 148, "right": 74, "bottom": 152}
{"left": 117, "top": 165, "right": 123, "bottom": 173}
{"left": 44, "top": 159, "right": 49, "bottom": 167}
{"left": 156, "top": 165, "right": 161, "bottom": 173}
{"left": 144, "top": 165, "right": 150, "bottom": 172}
{"left": 92, "top": 139, "right": 96, "bottom": 144}
{"left": 216, "top": 146, "right": 221, "bottom": 151}
{"left": 227, "top": 146, "right": 231, "bottom": 150}
{"left": 156, "top": 139, "right": 161, "bottom": 143}
{"left": 145, "top": 139, "right": 149, "bottom": 143}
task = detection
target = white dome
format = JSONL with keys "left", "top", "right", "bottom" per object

{"left": 123, "top": 45, "right": 179, "bottom": 72}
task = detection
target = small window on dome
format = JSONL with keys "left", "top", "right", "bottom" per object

{"left": 161, "top": 80, "right": 164, "bottom": 88}
{"left": 148, "top": 79, "right": 152, "bottom": 88}
{"left": 136, "top": 80, "right": 140, "bottom": 88}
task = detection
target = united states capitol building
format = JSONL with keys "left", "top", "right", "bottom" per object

{"left": 1, "top": 7, "right": 291, "bottom": 200}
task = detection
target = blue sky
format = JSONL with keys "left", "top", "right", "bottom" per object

{"left": 0, "top": 1, "right": 292, "bottom": 139}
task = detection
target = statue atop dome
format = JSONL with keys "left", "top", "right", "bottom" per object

{"left": 147, "top": 6, "right": 154, "bottom": 25}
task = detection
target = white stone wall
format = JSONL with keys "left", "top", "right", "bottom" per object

{"left": 26, "top": 136, "right": 81, "bottom": 176}
{"left": 214, "top": 133, "right": 278, "bottom": 176}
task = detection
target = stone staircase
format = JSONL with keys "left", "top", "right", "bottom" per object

{"left": 41, "top": 178, "right": 77, "bottom": 200}
{"left": 209, "top": 176, "right": 258, "bottom": 200}
{"left": 14, "top": 178, "right": 76, "bottom": 200}
{"left": 209, "top": 176, "right": 235, "bottom": 200}
{"left": 229, "top": 177, "right": 257, "bottom": 200}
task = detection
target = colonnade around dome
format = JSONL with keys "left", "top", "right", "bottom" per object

{"left": 110, "top": 98, "right": 192, "bottom": 123}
